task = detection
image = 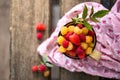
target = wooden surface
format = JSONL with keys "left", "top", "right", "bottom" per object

{"left": 0, "top": 0, "right": 10, "bottom": 80}
{"left": 10, "top": 0, "right": 50, "bottom": 80}
{"left": 2, "top": 0, "right": 115, "bottom": 80}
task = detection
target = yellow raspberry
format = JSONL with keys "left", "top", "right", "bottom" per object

{"left": 89, "top": 43, "right": 94, "bottom": 47}
{"left": 58, "top": 46, "right": 66, "bottom": 53}
{"left": 57, "top": 36, "right": 65, "bottom": 45}
{"left": 68, "top": 25, "right": 75, "bottom": 32}
{"left": 67, "top": 42, "right": 73, "bottom": 50}
{"left": 74, "top": 27, "right": 83, "bottom": 34}
{"left": 81, "top": 42, "right": 88, "bottom": 50}
{"left": 82, "top": 27, "right": 89, "bottom": 35}
{"left": 61, "top": 26, "right": 68, "bottom": 35}
{"left": 44, "top": 70, "right": 50, "bottom": 77}
{"left": 86, "top": 47, "right": 93, "bottom": 55}
{"left": 86, "top": 36, "right": 93, "bottom": 43}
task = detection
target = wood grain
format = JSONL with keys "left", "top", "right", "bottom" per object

{"left": 60, "top": 0, "right": 100, "bottom": 16}
{"left": 10, "top": 0, "right": 50, "bottom": 80}
{"left": 60, "top": 0, "right": 100, "bottom": 80}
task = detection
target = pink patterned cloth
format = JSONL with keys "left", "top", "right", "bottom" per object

{"left": 37, "top": 0, "right": 120, "bottom": 79}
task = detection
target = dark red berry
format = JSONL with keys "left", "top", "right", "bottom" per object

{"left": 78, "top": 52, "right": 86, "bottom": 59}
{"left": 39, "top": 64, "right": 46, "bottom": 72}
{"left": 36, "top": 23, "right": 46, "bottom": 31}
{"left": 77, "top": 24, "right": 83, "bottom": 29}
{"left": 62, "top": 40, "right": 69, "bottom": 48}
{"left": 37, "top": 32, "right": 43, "bottom": 40}
{"left": 64, "top": 32, "right": 73, "bottom": 40}
{"left": 32, "top": 65, "right": 38, "bottom": 72}
{"left": 79, "top": 34, "right": 86, "bottom": 42}
{"left": 88, "top": 30, "right": 94, "bottom": 37}
{"left": 75, "top": 46, "right": 84, "bottom": 54}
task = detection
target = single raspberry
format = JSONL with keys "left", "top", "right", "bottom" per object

{"left": 39, "top": 64, "right": 46, "bottom": 72}
{"left": 36, "top": 23, "right": 46, "bottom": 31}
{"left": 37, "top": 32, "right": 43, "bottom": 40}
{"left": 78, "top": 52, "right": 86, "bottom": 59}
{"left": 64, "top": 32, "right": 73, "bottom": 40}
{"left": 75, "top": 46, "right": 84, "bottom": 54}
{"left": 79, "top": 34, "right": 86, "bottom": 42}
{"left": 88, "top": 30, "right": 94, "bottom": 37}
{"left": 32, "top": 65, "right": 38, "bottom": 72}
{"left": 44, "top": 70, "right": 50, "bottom": 77}
{"left": 77, "top": 24, "right": 83, "bottom": 29}
{"left": 62, "top": 40, "right": 69, "bottom": 48}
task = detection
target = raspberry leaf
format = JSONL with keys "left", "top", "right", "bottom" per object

{"left": 90, "top": 6, "right": 94, "bottom": 17}
{"left": 82, "top": 4, "right": 88, "bottom": 19}
{"left": 90, "top": 17, "right": 99, "bottom": 22}
{"left": 83, "top": 20, "right": 92, "bottom": 31}
{"left": 93, "top": 10, "right": 109, "bottom": 18}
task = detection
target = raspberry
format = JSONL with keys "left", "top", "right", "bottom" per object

{"left": 68, "top": 25, "right": 75, "bottom": 32}
{"left": 74, "top": 27, "right": 83, "bottom": 34}
{"left": 64, "top": 32, "right": 73, "bottom": 40}
{"left": 86, "top": 47, "right": 93, "bottom": 55}
{"left": 78, "top": 52, "right": 86, "bottom": 59}
{"left": 82, "top": 27, "right": 89, "bottom": 35}
{"left": 77, "top": 24, "right": 83, "bottom": 29}
{"left": 66, "top": 42, "right": 73, "bottom": 50}
{"left": 66, "top": 50, "right": 76, "bottom": 57}
{"left": 57, "top": 36, "right": 65, "bottom": 45}
{"left": 86, "top": 36, "right": 93, "bottom": 43}
{"left": 79, "top": 34, "right": 86, "bottom": 42}
{"left": 62, "top": 40, "right": 69, "bottom": 48}
{"left": 44, "top": 70, "right": 50, "bottom": 77}
{"left": 36, "top": 23, "right": 46, "bottom": 31}
{"left": 32, "top": 65, "right": 38, "bottom": 72}
{"left": 58, "top": 46, "right": 66, "bottom": 53}
{"left": 37, "top": 32, "right": 43, "bottom": 40}
{"left": 61, "top": 26, "right": 68, "bottom": 35}
{"left": 75, "top": 46, "right": 84, "bottom": 54}
{"left": 88, "top": 30, "right": 94, "bottom": 37}
{"left": 39, "top": 64, "right": 46, "bottom": 72}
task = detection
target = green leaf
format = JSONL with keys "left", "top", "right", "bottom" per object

{"left": 93, "top": 10, "right": 109, "bottom": 18}
{"left": 83, "top": 20, "right": 92, "bottom": 30}
{"left": 42, "top": 53, "right": 48, "bottom": 64}
{"left": 90, "top": 6, "right": 94, "bottom": 17}
{"left": 90, "top": 17, "right": 99, "bottom": 22}
{"left": 46, "top": 62, "right": 54, "bottom": 67}
{"left": 82, "top": 4, "right": 88, "bottom": 19}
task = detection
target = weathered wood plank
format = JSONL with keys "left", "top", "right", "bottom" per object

{"left": 10, "top": 0, "right": 50, "bottom": 80}
{"left": 60, "top": 0, "right": 100, "bottom": 16}
{"left": 0, "top": 0, "right": 10, "bottom": 80}
{"left": 60, "top": 0, "right": 100, "bottom": 80}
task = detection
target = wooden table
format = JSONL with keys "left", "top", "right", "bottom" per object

{"left": 10, "top": 0, "right": 116, "bottom": 80}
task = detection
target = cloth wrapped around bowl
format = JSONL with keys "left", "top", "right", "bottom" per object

{"left": 37, "top": 0, "right": 120, "bottom": 79}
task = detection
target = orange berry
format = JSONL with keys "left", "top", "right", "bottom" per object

{"left": 67, "top": 42, "right": 73, "bottom": 50}
{"left": 86, "top": 47, "right": 93, "bottom": 55}
{"left": 44, "top": 70, "right": 50, "bottom": 77}
{"left": 58, "top": 46, "right": 66, "bottom": 53}
{"left": 86, "top": 36, "right": 93, "bottom": 43}
{"left": 74, "top": 27, "right": 83, "bottom": 34}
{"left": 57, "top": 36, "right": 65, "bottom": 45}
{"left": 68, "top": 25, "right": 75, "bottom": 32}
{"left": 81, "top": 42, "right": 88, "bottom": 50}
{"left": 82, "top": 27, "right": 89, "bottom": 35}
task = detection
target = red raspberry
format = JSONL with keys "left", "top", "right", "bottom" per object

{"left": 78, "top": 52, "right": 86, "bottom": 59}
{"left": 62, "top": 40, "right": 69, "bottom": 48}
{"left": 37, "top": 32, "right": 43, "bottom": 40}
{"left": 88, "top": 30, "right": 94, "bottom": 37}
{"left": 77, "top": 24, "right": 83, "bottom": 29}
{"left": 32, "top": 65, "right": 38, "bottom": 72}
{"left": 75, "top": 46, "right": 84, "bottom": 54}
{"left": 64, "top": 32, "right": 73, "bottom": 40}
{"left": 39, "top": 64, "right": 46, "bottom": 72}
{"left": 79, "top": 34, "right": 86, "bottom": 42}
{"left": 36, "top": 23, "right": 46, "bottom": 31}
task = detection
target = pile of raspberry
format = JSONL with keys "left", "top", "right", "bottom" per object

{"left": 57, "top": 23, "right": 95, "bottom": 59}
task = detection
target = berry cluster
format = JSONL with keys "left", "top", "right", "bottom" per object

{"left": 32, "top": 64, "right": 50, "bottom": 77}
{"left": 36, "top": 23, "right": 46, "bottom": 40}
{"left": 57, "top": 22, "right": 96, "bottom": 59}
{"left": 32, "top": 22, "right": 51, "bottom": 77}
